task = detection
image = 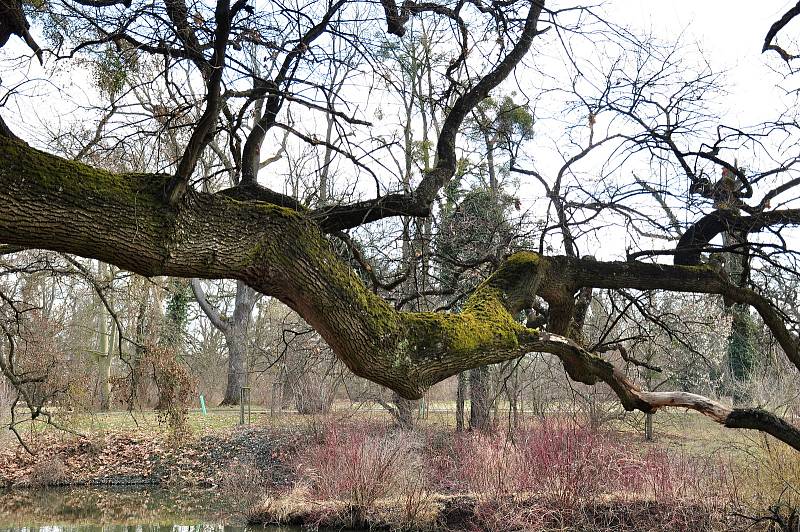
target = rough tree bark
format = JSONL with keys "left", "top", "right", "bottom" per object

{"left": 469, "top": 366, "right": 490, "bottom": 431}
{"left": 3, "top": 136, "right": 800, "bottom": 450}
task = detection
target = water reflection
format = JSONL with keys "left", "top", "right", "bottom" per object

{"left": 0, "top": 487, "right": 298, "bottom": 532}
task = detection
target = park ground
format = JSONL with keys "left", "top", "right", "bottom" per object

{"left": 0, "top": 404, "right": 798, "bottom": 531}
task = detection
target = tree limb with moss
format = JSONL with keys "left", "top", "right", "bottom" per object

{"left": 2, "top": 136, "right": 800, "bottom": 449}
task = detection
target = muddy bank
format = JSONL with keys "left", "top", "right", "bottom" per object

{"left": 0, "top": 426, "right": 295, "bottom": 489}
{"left": 249, "top": 493, "right": 734, "bottom": 532}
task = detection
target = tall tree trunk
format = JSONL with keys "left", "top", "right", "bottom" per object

{"left": 191, "top": 279, "right": 259, "bottom": 407}
{"left": 392, "top": 391, "right": 415, "bottom": 429}
{"left": 504, "top": 361, "right": 520, "bottom": 432}
{"left": 220, "top": 322, "right": 247, "bottom": 406}
{"left": 130, "top": 278, "right": 151, "bottom": 410}
{"left": 467, "top": 137, "right": 500, "bottom": 432}
{"left": 391, "top": 218, "right": 419, "bottom": 426}
{"left": 280, "top": 366, "right": 293, "bottom": 410}
{"left": 388, "top": 79, "right": 421, "bottom": 427}
{"left": 96, "top": 261, "right": 113, "bottom": 412}
{"left": 221, "top": 281, "right": 258, "bottom": 406}
{"left": 163, "top": 279, "right": 191, "bottom": 349}
{"left": 469, "top": 366, "right": 490, "bottom": 431}
{"left": 456, "top": 371, "right": 466, "bottom": 431}
{"left": 97, "top": 314, "right": 111, "bottom": 411}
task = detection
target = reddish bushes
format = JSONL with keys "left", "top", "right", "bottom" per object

{"left": 293, "top": 423, "right": 427, "bottom": 527}
{"left": 264, "top": 419, "right": 732, "bottom": 531}
{"left": 430, "top": 420, "right": 731, "bottom": 530}
{"left": 437, "top": 420, "right": 729, "bottom": 503}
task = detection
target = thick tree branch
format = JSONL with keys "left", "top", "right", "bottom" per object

{"left": 515, "top": 329, "right": 800, "bottom": 451}
{"left": 190, "top": 278, "right": 229, "bottom": 332}
{"left": 166, "top": 0, "right": 233, "bottom": 205}
{"left": 674, "top": 209, "right": 800, "bottom": 266}
{"left": 217, "top": 182, "right": 304, "bottom": 210}
{"left": 763, "top": 1, "right": 800, "bottom": 60}
{"left": 2, "top": 137, "right": 800, "bottom": 450}
{"left": 0, "top": 0, "right": 43, "bottom": 64}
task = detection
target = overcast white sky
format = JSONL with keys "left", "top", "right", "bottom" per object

{"left": 480, "top": 1, "right": 800, "bottom": 259}
{"left": 626, "top": 1, "right": 796, "bottom": 124}
{"left": 4, "top": 2, "right": 795, "bottom": 152}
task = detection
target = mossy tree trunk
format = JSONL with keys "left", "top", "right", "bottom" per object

{"left": 162, "top": 280, "right": 190, "bottom": 348}
{"left": 3, "top": 137, "right": 800, "bottom": 449}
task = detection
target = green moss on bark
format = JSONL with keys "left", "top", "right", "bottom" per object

{"left": 0, "top": 136, "right": 564, "bottom": 399}
{"left": 399, "top": 281, "right": 523, "bottom": 370}
{"left": 0, "top": 136, "right": 170, "bottom": 208}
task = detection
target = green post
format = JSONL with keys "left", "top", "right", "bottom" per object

{"left": 199, "top": 395, "right": 207, "bottom": 416}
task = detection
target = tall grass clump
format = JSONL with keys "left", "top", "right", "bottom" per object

{"left": 431, "top": 419, "right": 732, "bottom": 530}
{"left": 293, "top": 422, "right": 430, "bottom": 528}
{"left": 254, "top": 418, "right": 734, "bottom": 531}
{"left": 728, "top": 436, "right": 800, "bottom": 531}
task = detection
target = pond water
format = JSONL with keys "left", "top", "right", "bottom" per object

{"left": 0, "top": 486, "right": 299, "bottom": 532}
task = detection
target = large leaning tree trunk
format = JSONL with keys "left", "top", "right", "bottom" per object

{"left": 3, "top": 136, "right": 800, "bottom": 449}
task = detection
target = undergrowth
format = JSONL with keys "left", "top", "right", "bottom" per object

{"left": 252, "top": 418, "right": 736, "bottom": 531}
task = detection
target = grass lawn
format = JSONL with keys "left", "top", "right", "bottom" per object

{"left": 0, "top": 400, "right": 770, "bottom": 454}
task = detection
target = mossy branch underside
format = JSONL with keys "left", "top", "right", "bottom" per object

{"left": 2, "top": 137, "right": 800, "bottom": 450}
